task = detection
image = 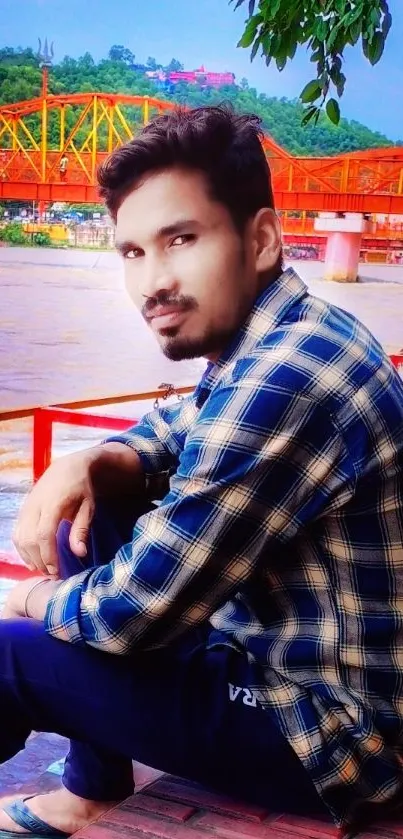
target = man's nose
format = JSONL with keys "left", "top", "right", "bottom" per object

{"left": 140, "top": 256, "right": 178, "bottom": 300}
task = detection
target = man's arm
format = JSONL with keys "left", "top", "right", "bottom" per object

{"left": 102, "top": 395, "right": 198, "bottom": 496}
{"left": 89, "top": 442, "right": 146, "bottom": 496}
{"left": 12, "top": 395, "right": 196, "bottom": 578}
{"left": 44, "top": 377, "right": 355, "bottom": 653}
{"left": 87, "top": 393, "right": 197, "bottom": 496}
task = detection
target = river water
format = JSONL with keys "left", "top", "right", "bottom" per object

{"left": 1, "top": 247, "right": 402, "bottom": 556}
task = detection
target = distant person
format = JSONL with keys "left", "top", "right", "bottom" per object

{"left": 0, "top": 105, "right": 403, "bottom": 839}
{"left": 59, "top": 153, "right": 68, "bottom": 182}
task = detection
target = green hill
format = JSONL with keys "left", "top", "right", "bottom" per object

{"left": 0, "top": 46, "right": 399, "bottom": 156}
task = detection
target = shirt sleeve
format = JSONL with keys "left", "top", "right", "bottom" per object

{"left": 103, "top": 394, "right": 198, "bottom": 477}
{"left": 45, "top": 375, "right": 354, "bottom": 653}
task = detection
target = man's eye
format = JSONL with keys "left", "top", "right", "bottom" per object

{"left": 171, "top": 234, "right": 195, "bottom": 247}
{"left": 124, "top": 248, "right": 141, "bottom": 260}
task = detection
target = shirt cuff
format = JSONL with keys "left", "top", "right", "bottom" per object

{"left": 44, "top": 570, "right": 91, "bottom": 645}
{"left": 103, "top": 432, "right": 175, "bottom": 476}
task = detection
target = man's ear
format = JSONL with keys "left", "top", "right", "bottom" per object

{"left": 253, "top": 208, "right": 282, "bottom": 273}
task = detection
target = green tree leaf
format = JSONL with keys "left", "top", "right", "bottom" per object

{"left": 382, "top": 10, "right": 392, "bottom": 37}
{"left": 326, "top": 97, "right": 341, "bottom": 124}
{"left": 336, "top": 72, "right": 346, "bottom": 97}
{"left": 288, "top": 42, "right": 297, "bottom": 59}
{"left": 267, "top": 0, "right": 281, "bottom": 16}
{"left": 327, "top": 23, "right": 342, "bottom": 51}
{"left": 301, "top": 105, "right": 319, "bottom": 125}
{"left": 348, "top": 19, "right": 362, "bottom": 45}
{"left": 250, "top": 37, "right": 261, "bottom": 61}
{"left": 237, "top": 14, "right": 262, "bottom": 48}
{"left": 362, "top": 36, "right": 370, "bottom": 59}
{"left": 261, "top": 32, "right": 272, "bottom": 52}
{"left": 346, "top": 5, "right": 363, "bottom": 26}
{"left": 270, "top": 33, "right": 282, "bottom": 55}
{"left": 367, "top": 30, "right": 385, "bottom": 64}
{"left": 315, "top": 18, "right": 328, "bottom": 42}
{"left": 300, "top": 79, "right": 322, "bottom": 103}
{"left": 370, "top": 7, "right": 381, "bottom": 27}
{"left": 276, "top": 56, "right": 288, "bottom": 71}
{"left": 311, "top": 48, "right": 324, "bottom": 62}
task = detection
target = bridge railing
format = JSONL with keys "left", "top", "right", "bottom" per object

{"left": 1, "top": 148, "right": 402, "bottom": 198}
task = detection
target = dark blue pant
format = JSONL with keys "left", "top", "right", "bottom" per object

{"left": 0, "top": 499, "right": 327, "bottom": 816}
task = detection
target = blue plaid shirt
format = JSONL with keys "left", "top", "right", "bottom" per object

{"left": 46, "top": 268, "right": 403, "bottom": 829}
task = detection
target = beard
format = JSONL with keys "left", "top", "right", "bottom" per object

{"left": 142, "top": 291, "right": 238, "bottom": 361}
{"left": 159, "top": 323, "right": 239, "bottom": 361}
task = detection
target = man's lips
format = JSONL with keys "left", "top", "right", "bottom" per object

{"left": 147, "top": 305, "right": 187, "bottom": 330}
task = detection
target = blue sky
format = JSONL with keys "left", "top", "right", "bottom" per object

{"left": 3, "top": 0, "right": 403, "bottom": 140}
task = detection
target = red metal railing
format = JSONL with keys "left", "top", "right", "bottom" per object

{"left": 32, "top": 407, "right": 136, "bottom": 482}
{"left": 0, "top": 384, "right": 194, "bottom": 573}
{"left": 30, "top": 383, "right": 194, "bottom": 481}
{"left": 390, "top": 355, "right": 403, "bottom": 371}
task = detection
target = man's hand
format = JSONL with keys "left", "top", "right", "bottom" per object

{"left": 2, "top": 577, "right": 60, "bottom": 621}
{"left": 13, "top": 442, "right": 144, "bottom": 580}
{"left": 13, "top": 449, "right": 98, "bottom": 579}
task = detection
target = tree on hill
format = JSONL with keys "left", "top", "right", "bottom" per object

{"left": 232, "top": 0, "right": 392, "bottom": 124}
{"left": 108, "top": 45, "right": 136, "bottom": 65}
{"left": 165, "top": 58, "right": 184, "bottom": 73}
{"left": 0, "top": 46, "right": 398, "bottom": 156}
{"left": 0, "top": 46, "right": 38, "bottom": 67}
{"left": 146, "top": 57, "right": 163, "bottom": 71}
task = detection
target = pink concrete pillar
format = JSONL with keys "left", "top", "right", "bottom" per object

{"left": 314, "top": 214, "right": 370, "bottom": 283}
{"left": 323, "top": 231, "right": 362, "bottom": 283}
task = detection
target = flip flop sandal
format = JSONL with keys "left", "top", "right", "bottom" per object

{"left": 0, "top": 796, "right": 70, "bottom": 838}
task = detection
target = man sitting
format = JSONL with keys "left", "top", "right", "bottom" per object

{"left": 0, "top": 105, "right": 402, "bottom": 838}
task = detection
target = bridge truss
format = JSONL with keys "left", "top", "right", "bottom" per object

{"left": 0, "top": 93, "right": 402, "bottom": 213}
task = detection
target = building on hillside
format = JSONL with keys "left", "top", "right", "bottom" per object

{"left": 145, "top": 70, "right": 167, "bottom": 87}
{"left": 145, "top": 65, "right": 236, "bottom": 89}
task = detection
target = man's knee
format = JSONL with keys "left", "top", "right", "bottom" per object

{"left": 56, "top": 497, "right": 153, "bottom": 580}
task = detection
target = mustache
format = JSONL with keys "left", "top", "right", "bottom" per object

{"left": 141, "top": 291, "right": 197, "bottom": 320}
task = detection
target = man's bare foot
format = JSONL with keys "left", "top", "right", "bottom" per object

{"left": 0, "top": 787, "right": 120, "bottom": 835}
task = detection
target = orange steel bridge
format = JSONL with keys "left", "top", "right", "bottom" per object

{"left": 0, "top": 92, "right": 403, "bottom": 213}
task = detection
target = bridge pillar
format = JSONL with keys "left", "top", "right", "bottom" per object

{"left": 314, "top": 213, "right": 371, "bottom": 282}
